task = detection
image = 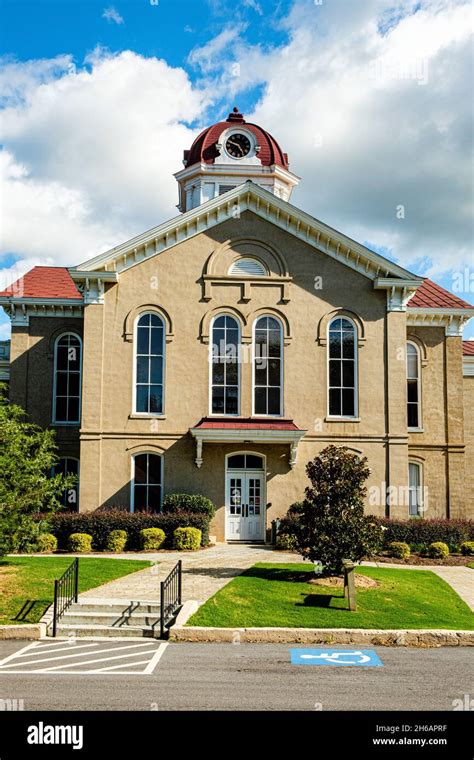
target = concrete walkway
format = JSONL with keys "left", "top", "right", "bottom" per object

{"left": 79, "top": 544, "right": 299, "bottom": 605}
{"left": 77, "top": 544, "right": 474, "bottom": 611}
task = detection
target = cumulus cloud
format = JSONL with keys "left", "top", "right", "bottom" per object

{"left": 190, "top": 0, "right": 473, "bottom": 278}
{"left": 102, "top": 6, "right": 125, "bottom": 25}
{"left": 0, "top": 49, "right": 208, "bottom": 267}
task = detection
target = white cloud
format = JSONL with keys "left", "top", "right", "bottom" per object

{"left": 242, "top": 0, "right": 263, "bottom": 15}
{"left": 0, "top": 0, "right": 472, "bottom": 299}
{"left": 102, "top": 6, "right": 124, "bottom": 25}
{"left": 190, "top": 0, "right": 473, "bottom": 278}
{"left": 0, "top": 49, "right": 208, "bottom": 266}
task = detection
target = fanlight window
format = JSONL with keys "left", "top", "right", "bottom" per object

{"left": 229, "top": 258, "right": 268, "bottom": 277}
{"left": 228, "top": 454, "right": 264, "bottom": 469}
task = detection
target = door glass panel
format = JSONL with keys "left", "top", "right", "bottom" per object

{"left": 230, "top": 478, "right": 242, "bottom": 515}
{"left": 248, "top": 478, "right": 261, "bottom": 515}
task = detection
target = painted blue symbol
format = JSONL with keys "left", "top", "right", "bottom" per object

{"left": 290, "top": 648, "right": 383, "bottom": 667}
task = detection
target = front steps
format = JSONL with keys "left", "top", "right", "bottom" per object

{"left": 49, "top": 599, "right": 163, "bottom": 638}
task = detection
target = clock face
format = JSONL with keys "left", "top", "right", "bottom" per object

{"left": 225, "top": 133, "right": 251, "bottom": 158}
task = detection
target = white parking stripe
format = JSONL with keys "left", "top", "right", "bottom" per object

{"left": 35, "top": 648, "right": 161, "bottom": 672}
{"left": 0, "top": 642, "right": 38, "bottom": 667}
{"left": 143, "top": 642, "right": 168, "bottom": 674}
{"left": 2, "top": 641, "right": 156, "bottom": 668}
{"left": 87, "top": 659, "right": 153, "bottom": 673}
{"left": 13, "top": 643, "right": 99, "bottom": 657}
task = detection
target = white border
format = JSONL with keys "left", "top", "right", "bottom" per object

{"left": 130, "top": 452, "right": 164, "bottom": 513}
{"left": 251, "top": 315, "right": 284, "bottom": 417}
{"left": 132, "top": 311, "right": 166, "bottom": 417}
{"left": 208, "top": 313, "right": 241, "bottom": 417}
{"left": 326, "top": 316, "right": 359, "bottom": 420}
{"left": 407, "top": 340, "right": 422, "bottom": 431}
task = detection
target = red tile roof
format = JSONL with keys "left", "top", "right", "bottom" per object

{"left": 194, "top": 417, "right": 302, "bottom": 431}
{"left": 0, "top": 267, "right": 81, "bottom": 300}
{"left": 463, "top": 341, "right": 474, "bottom": 356}
{"left": 407, "top": 279, "right": 473, "bottom": 309}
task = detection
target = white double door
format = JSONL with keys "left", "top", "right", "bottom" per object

{"left": 226, "top": 471, "right": 265, "bottom": 541}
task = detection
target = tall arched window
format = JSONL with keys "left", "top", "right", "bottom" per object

{"left": 135, "top": 313, "right": 165, "bottom": 414}
{"left": 131, "top": 453, "right": 163, "bottom": 513}
{"left": 52, "top": 457, "right": 80, "bottom": 510}
{"left": 210, "top": 315, "right": 240, "bottom": 415}
{"left": 328, "top": 317, "right": 357, "bottom": 417}
{"left": 407, "top": 342, "right": 421, "bottom": 429}
{"left": 253, "top": 316, "right": 283, "bottom": 416}
{"left": 53, "top": 333, "right": 82, "bottom": 424}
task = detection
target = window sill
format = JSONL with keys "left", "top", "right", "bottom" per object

{"left": 129, "top": 414, "right": 166, "bottom": 420}
{"left": 325, "top": 416, "right": 361, "bottom": 423}
{"left": 408, "top": 428, "right": 424, "bottom": 433}
{"left": 51, "top": 422, "right": 81, "bottom": 427}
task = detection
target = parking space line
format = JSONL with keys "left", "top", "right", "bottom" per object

{"left": 144, "top": 642, "right": 168, "bottom": 674}
{"left": 2, "top": 641, "right": 156, "bottom": 669}
{"left": 36, "top": 648, "right": 159, "bottom": 672}
{"left": 0, "top": 642, "right": 38, "bottom": 667}
{"left": 87, "top": 659, "right": 153, "bottom": 673}
{"left": 13, "top": 643, "right": 99, "bottom": 657}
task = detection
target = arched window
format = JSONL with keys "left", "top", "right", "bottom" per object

{"left": 53, "top": 333, "right": 82, "bottom": 424}
{"left": 229, "top": 258, "right": 268, "bottom": 277}
{"left": 408, "top": 461, "right": 423, "bottom": 516}
{"left": 253, "top": 316, "right": 283, "bottom": 416}
{"left": 135, "top": 313, "right": 165, "bottom": 414}
{"left": 52, "top": 457, "right": 80, "bottom": 510}
{"left": 328, "top": 317, "right": 357, "bottom": 417}
{"left": 131, "top": 453, "right": 163, "bottom": 513}
{"left": 210, "top": 315, "right": 240, "bottom": 415}
{"left": 407, "top": 342, "right": 421, "bottom": 429}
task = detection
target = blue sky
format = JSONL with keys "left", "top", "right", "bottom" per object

{"left": 0, "top": 0, "right": 473, "bottom": 339}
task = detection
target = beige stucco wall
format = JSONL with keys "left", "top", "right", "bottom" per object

{"left": 463, "top": 375, "right": 474, "bottom": 515}
{"left": 6, "top": 211, "right": 471, "bottom": 538}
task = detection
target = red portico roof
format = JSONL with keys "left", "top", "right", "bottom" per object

{"left": 463, "top": 341, "right": 474, "bottom": 356}
{"left": 0, "top": 267, "right": 81, "bottom": 300}
{"left": 407, "top": 278, "right": 473, "bottom": 309}
{"left": 184, "top": 107, "right": 289, "bottom": 170}
{"left": 193, "top": 417, "right": 302, "bottom": 431}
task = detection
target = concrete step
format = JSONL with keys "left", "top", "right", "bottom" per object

{"left": 54, "top": 623, "right": 159, "bottom": 638}
{"left": 62, "top": 611, "right": 160, "bottom": 627}
{"left": 68, "top": 602, "right": 161, "bottom": 615}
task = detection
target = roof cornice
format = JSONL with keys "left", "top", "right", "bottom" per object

{"left": 76, "top": 181, "right": 420, "bottom": 284}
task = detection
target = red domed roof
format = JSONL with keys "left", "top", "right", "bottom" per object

{"left": 184, "top": 107, "right": 289, "bottom": 170}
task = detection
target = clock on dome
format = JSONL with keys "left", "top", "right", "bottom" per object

{"left": 175, "top": 106, "right": 300, "bottom": 212}
{"left": 225, "top": 132, "right": 251, "bottom": 158}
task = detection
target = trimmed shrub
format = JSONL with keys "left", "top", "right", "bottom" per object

{"left": 68, "top": 533, "right": 92, "bottom": 553}
{"left": 428, "top": 541, "right": 449, "bottom": 559}
{"left": 460, "top": 541, "right": 474, "bottom": 556}
{"left": 36, "top": 533, "right": 58, "bottom": 553}
{"left": 140, "top": 528, "right": 165, "bottom": 551}
{"left": 106, "top": 530, "right": 128, "bottom": 553}
{"left": 173, "top": 527, "right": 201, "bottom": 551}
{"left": 276, "top": 533, "right": 296, "bottom": 551}
{"left": 388, "top": 541, "right": 410, "bottom": 560}
{"left": 162, "top": 493, "right": 216, "bottom": 520}
{"left": 375, "top": 518, "right": 474, "bottom": 548}
{"left": 44, "top": 509, "right": 210, "bottom": 550}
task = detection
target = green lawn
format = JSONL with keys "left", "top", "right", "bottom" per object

{"left": 188, "top": 563, "right": 474, "bottom": 630}
{"left": 0, "top": 556, "right": 152, "bottom": 625}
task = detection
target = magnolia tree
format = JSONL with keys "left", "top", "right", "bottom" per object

{"left": 283, "top": 445, "right": 382, "bottom": 575}
{"left": 0, "top": 386, "right": 75, "bottom": 556}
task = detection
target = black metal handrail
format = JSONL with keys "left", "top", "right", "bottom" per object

{"left": 52, "top": 558, "right": 79, "bottom": 637}
{"left": 160, "top": 560, "right": 182, "bottom": 638}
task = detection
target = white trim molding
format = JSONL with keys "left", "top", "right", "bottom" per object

{"left": 76, "top": 182, "right": 422, "bottom": 286}
{"left": 0, "top": 298, "right": 84, "bottom": 326}
{"left": 189, "top": 425, "right": 307, "bottom": 469}
{"left": 373, "top": 278, "right": 424, "bottom": 312}
{"left": 68, "top": 270, "right": 118, "bottom": 304}
{"left": 406, "top": 308, "right": 474, "bottom": 336}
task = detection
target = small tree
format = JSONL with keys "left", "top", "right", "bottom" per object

{"left": 0, "top": 385, "right": 75, "bottom": 556}
{"left": 288, "top": 445, "right": 382, "bottom": 574}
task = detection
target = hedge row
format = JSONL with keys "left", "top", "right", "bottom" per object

{"left": 374, "top": 518, "right": 474, "bottom": 548}
{"left": 43, "top": 510, "right": 210, "bottom": 550}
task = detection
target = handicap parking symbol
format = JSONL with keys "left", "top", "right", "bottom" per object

{"left": 291, "top": 648, "right": 383, "bottom": 667}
